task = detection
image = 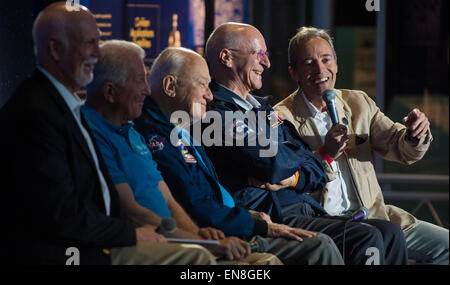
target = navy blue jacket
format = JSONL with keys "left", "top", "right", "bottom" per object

{"left": 204, "top": 81, "right": 328, "bottom": 221}
{"left": 134, "top": 97, "right": 268, "bottom": 239}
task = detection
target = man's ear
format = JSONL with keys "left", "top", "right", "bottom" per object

{"left": 103, "top": 82, "right": 116, "bottom": 103}
{"left": 288, "top": 66, "right": 297, "bottom": 81}
{"left": 162, "top": 75, "right": 177, "bottom": 98}
{"left": 218, "top": 48, "right": 233, "bottom": 68}
{"left": 49, "top": 38, "right": 63, "bottom": 61}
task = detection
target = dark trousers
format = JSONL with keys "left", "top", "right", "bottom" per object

{"left": 281, "top": 202, "right": 408, "bottom": 265}
{"left": 264, "top": 233, "right": 344, "bottom": 265}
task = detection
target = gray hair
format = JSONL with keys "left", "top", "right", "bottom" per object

{"left": 87, "top": 40, "right": 145, "bottom": 94}
{"left": 288, "top": 26, "right": 336, "bottom": 70}
{"left": 150, "top": 47, "right": 198, "bottom": 92}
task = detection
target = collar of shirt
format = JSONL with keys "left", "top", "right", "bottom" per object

{"left": 300, "top": 89, "right": 331, "bottom": 126}
{"left": 37, "top": 66, "right": 83, "bottom": 118}
{"left": 214, "top": 82, "right": 261, "bottom": 111}
{"left": 82, "top": 104, "right": 134, "bottom": 138}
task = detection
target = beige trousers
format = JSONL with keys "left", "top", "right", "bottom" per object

{"left": 217, "top": 252, "right": 282, "bottom": 265}
{"left": 111, "top": 242, "right": 282, "bottom": 265}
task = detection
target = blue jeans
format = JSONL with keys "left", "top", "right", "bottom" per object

{"left": 405, "top": 220, "right": 449, "bottom": 265}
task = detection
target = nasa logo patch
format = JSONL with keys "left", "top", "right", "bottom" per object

{"left": 146, "top": 134, "right": 165, "bottom": 153}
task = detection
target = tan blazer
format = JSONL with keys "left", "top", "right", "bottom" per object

{"left": 274, "top": 89, "right": 433, "bottom": 232}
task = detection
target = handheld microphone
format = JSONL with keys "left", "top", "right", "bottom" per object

{"left": 322, "top": 89, "right": 339, "bottom": 125}
{"left": 156, "top": 217, "right": 177, "bottom": 235}
{"left": 249, "top": 235, "right": 268, "bottom": 253}
{"left": 350, "top": 206, "right": 369, "bottom": 221}
{"left": 342, "top": 206, "right": 370, "bottom": 261}
{"left": 322, "top": 90, "right": 370, "bottom": 220}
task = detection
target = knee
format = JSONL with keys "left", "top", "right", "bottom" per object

{"left": 380, "top": 221, "right": 404, "bottom": 236}
{"left": 191, "top": 245, "right": 217, "bottom": 265}
{"left": 315, "top": 232, "right": 335, "bottom": 245}
{"left": 372, "top": 221, "right": 406, "bottom": 244}
{"left": 314, "top": 233, "right": 344, "bottom": 263}
{"left": 360, "top": 224, "right": 385, "bottom": 247}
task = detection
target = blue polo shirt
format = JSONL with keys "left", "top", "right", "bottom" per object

{"left": 82, "top": 104, "right": 171, "bottom": 218}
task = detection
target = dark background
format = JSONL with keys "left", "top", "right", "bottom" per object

{"left": 1, "top": 0, "right": 448, "bottom": 228}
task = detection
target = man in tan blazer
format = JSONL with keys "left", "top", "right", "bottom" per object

{"left": 274, "top": 26, "right": 448, "bottom": 264}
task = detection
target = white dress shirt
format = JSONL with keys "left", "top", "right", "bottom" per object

{"left": 38, "top": 66, "right": 111, "bottom": 215}
{"left": 300, "top": 92, "right": 358, "bottom": 216}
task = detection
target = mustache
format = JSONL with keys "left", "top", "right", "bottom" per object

{"left": 83, "top": 58, "right": 98, "bottom": 65}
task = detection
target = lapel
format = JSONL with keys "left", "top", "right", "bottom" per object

{"left": 195, "top": 145, "right": 218, "bottom": 180}
{"left": 334, "top": 90, "right": 355, "bottom": 152}
{"left": 37, "top": 69, "right": 98, "bottom": 173}
{"left": 34, "top": 70, "right": 114, "bottom": 214}
{"left": 290, "top": 89, "right": 355, "bottom": 151}
{"left": 66, "top": 106, "right": 98, "bottom": 172}
{"left": 290, "top": 90, "right": 324, "bottom": 149}
{"left": 183, "top": 130, "right": 216, "bottom": 179}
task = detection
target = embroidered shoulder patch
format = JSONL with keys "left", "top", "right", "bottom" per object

{"left": 267, "top": 111, "right": 284, "bottom": 128}
{"left": 146, "top": 134, "right": 165, "bottom": 153}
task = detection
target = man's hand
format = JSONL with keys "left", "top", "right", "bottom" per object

{"left": 217, "top": 237, "right": 251, "bottom": 261}
{"left": 248, "top": 173, "right": 296, "bottom": 191}
{"left": 198, "top": 227, "right": 226, "bottom": 240}
{"left": 267, "top": 223, "right": 316, "bottom": 242}
{"left": 249, "top": 210, "right": 273, "bottom": 224}
{"left": 136, "top": 224, "right": 167, "bottom": 243}
{"left": 403, "top": 108, "right": 430, "bottom": 139}
{"left": 322, "top": 124, "right": 349, "bottom": 160}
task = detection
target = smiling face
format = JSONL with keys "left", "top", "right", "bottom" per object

{"left": 114, "top": 54, "right": 150, "bottom": 122}
{"left": 230, "top": 27, "right": 270, "bottom": 95}
{"left": 289, "top": 37, "right": 338, "bottom": 101}
{"left": 175, "top": 56, "right": 213, "bottom": 120}
{"left": 59, "top": 13, "right": 101, "bottom": 91}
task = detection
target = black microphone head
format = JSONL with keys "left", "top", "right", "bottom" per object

{"left": 159, "top": 217, "right": 177, "bottom": 234}
{"left": 322, "top": 89, "right": 336, "bottom": 103}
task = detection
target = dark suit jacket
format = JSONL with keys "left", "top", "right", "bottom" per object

{"left": 0, "top": 70, "right": 136, "bottom": 264}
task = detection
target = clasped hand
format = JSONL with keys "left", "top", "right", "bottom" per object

{"left": 322, "top": 124, "right": 349, "bottom": 160}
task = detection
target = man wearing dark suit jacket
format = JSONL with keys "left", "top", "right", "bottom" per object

{"left": 0, "top": 2, "right": 215, "bottom": 265}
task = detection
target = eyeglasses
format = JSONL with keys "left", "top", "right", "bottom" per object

{"left": 228, "top": 48, "right": 269, "bottom": 59}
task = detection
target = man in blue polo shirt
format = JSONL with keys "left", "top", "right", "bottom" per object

{"left": 82, "top": 39, "right": 282, "bottom": 264}
{"left": 82, "top": 105, "right": 171, "bottom": 219}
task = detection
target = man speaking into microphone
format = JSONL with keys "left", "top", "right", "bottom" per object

{"left": 201, "top": 22, "right": 407, "bottom": 265}
{"left": 274, "top": 26, "right": 448, "bottom": 265}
